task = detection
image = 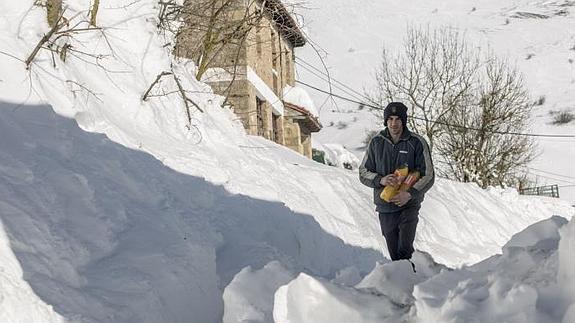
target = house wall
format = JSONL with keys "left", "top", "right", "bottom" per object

{"left": 246, "top": 18, "right": 301, "bottom": 151}
{"left": 301, "top": 132, "right": 312, "bottom": 159}
{"left": 283, "top": 106, "right": 316, "bottom": 157}
{"left": 245, "top": 9, "right": 296, "bottom": 95}
{"left": 208, "top": 78, "right": 258, "bottom": 135}
{"left": 175, "top": 0, "right": 312, "bottom": 156}
{"left": 283, "top": 120, "right": 303, "bottom": 154}
{"left": 174, "top": 0, "right": 249, "bottom": 73}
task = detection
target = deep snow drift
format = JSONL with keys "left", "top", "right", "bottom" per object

{"left": 1, "top": 1, "right": 574, "bottom": 322}
{"left": 270, "top": 216, "right": 575, "bottom": 323}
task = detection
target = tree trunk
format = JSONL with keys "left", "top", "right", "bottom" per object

{"left": 90, "top": 0, "right": 100, "bottom": 26}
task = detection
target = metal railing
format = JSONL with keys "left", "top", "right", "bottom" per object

{"left": 519, "top": 184, "right": 560, "bottom": 198}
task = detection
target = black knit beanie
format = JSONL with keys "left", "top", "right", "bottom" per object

{"left": 384, "top": 102, "right": 408, "bottom": 127}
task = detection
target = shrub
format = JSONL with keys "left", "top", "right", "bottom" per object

{"left": 336, "top": 121, "right": 349, "bottom": 129}
{"left": 552, "top": 110, "right": 575, "bottom": 125}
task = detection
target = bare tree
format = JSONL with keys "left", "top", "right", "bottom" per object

{"left": 160, "top": 0, "right": 309, "bottom": 81}
{"left": 439, "top": 57, "right": 535, "bottom": 188}
{"left": 25, "top": 5, "right": 103, "bottom": 69}
{"left": 368, "top": 26, "right": 480, "bottom": 151}
{"left": 368, "top": 25, "right": 535, "bottom": 188}
{"left": 90, "top": 0, "right": 100, "bottom": 26}
{"left": 159, "top": 0, "right": 283, "bottom": 81}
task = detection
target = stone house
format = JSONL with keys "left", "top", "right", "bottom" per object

{"left": 175, "top": 0, "right": 321, "bottom": 158}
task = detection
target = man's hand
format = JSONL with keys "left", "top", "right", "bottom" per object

{"left": 390, "top": 191, "right": 411, "bottom": 207}
{"left": 380, "top": 174, "right": 399, "bottom": 186}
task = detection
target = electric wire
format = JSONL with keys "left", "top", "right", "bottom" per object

{"left": 295, "top": 60, "right": 366, "bottom": 103}
{"left": 295, "top": 57, "right": 368, "bottom": 102}
{"left": 295, "top": 79, "right": 575, "bottom": 139}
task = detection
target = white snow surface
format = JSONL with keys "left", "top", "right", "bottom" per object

{"left": 0, "top": 1, "right": 574, "bottom": 322}
{"left": 248, "top": 66, "right": 285, "bottom": 115}
{"left": 223, "top": 261, "right": 296, "bottom": 323}
{"left": 295, "top": 0, "right": 575, "bottom": 203}
{"left": 273, "top": 217, "right": 575, "bottom": 323}
{"left": 282, "top": 84, "right": 319, "bottom": 117}
{"left": 313, "top": 142, "right": 360, "bottom": 170}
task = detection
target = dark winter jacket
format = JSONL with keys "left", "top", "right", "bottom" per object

{"left": 359, "top": 127, "right": 435, "bottom": 213}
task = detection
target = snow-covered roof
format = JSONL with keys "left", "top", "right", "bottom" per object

{"left": 264, "top": 0, "right": 306, "bottom": 47}
{"left": 283, "top": 84, "right": 318, "bottom": 117}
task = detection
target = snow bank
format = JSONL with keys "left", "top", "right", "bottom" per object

{"left": 313, "top": 142, "right": 360, "bottom": 169}
{"left": 223, "top": 261, "right": 295, "bottom": 323}
{"left": 0, "top": 103, "right": 222, "bottom": 322}
{"left": 0, "top": 221, "right": 66, "bottom": 323}
{"left": 558, "top": 218, "right": 575, "bottom": 322}
{"left": 417, "top": 182, "right": 573, "bottom": 266}
{"left": 1, "top": 0, "right": 574, "bottom": 322}
{"left": 355, "top": 251, "right": 447, "bottom": 305}
{"left": 272, "top": 251, "right": 445, "bottom": 323}
{"left": 274, "top": 272, "right": 404, "bottom": 323}
{"left": 272, "top": 216, "right": 575, "bottom": 323}
{"left": 415, "top": 216, "right": 574, "bottom": 323}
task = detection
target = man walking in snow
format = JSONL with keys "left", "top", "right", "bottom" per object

{"left": 359, "top": 102, "right": 434, "bottom": 264}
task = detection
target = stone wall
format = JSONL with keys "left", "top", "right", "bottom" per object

{"left": 283, "top": 120, "right": 303, "bottom": 154}
{"left": 174, "top": 0, "right": 249, "bottom": 74}
{"left": 301, "top": 132, "right": 312, "bottom": 159}
{"left": 175, "top": 0, "right": 308, "bottom": 154}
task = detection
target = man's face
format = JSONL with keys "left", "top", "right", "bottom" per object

{"left": 387, "top": 115, "right": 403, "bottom": 136}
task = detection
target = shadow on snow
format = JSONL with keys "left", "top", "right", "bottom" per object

{"left": 0, "top": 102, "right": 383, "bottom": 323}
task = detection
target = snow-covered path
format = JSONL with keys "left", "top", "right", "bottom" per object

{"left": 1, "top": 0, "right": 574, "bottom": 322}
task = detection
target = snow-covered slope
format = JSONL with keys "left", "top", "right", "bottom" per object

{"left": 296, "top": 0, "right": 575, "bottom": 203}
{"left": 270, "top": 216, "right": 575, "bottom": 323}
{"left": 0, "top": 1, "right": 574, "bottom": 322}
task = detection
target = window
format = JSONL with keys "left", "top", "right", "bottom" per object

{"left": 256, "top": 97, "right": 265, "bottom": 136}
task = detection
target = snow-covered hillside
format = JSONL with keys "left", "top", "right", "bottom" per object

{"left": 0, "top": 1, "right": 574, "bottom": 322}
{"left": 296, "top": 0, "right": 575, "bottom": 203}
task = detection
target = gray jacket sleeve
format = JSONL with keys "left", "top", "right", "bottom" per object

{"left": 359, "top": 138, "right": 383, "bottom": 188}
{"left": 407, "top": 135, "right": 435, "bottom": 198}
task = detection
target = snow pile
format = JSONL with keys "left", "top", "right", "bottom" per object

{"left": 416, "top": 182, "right": 574, "bottom": 266}
{"left": 313, "top": 142, "right": 360, "bottom": 170}
{"left": 0, "top": 221, "right": 66, "bottom": 323}
{"left": 414, "top": 216, "right": 575, "bottom": 323}
{"left": 223, "top": 261, "right": 295, "bottom": 323}
{"left": 558, "top": 218, "right": 575, "bottom": 322}
{"left": 283, "top": 84, "right": 319, "bottom": 117}
{"left": 273, "top": 273, "right": 405, "bottom": 323}
{"left": 0, "top": 102, "right": 386, "bottom": 322}
{"left": 0, "top": 0, "right": 574, "bottom": 322}
{"left": 264, "top": 216, "right": 575, "bottom": 323}
{"left": 271, "top": 251, "right": 445, "bottom": 323}
{"left": 0, "top": 103, "right": 223, "bottom": 322}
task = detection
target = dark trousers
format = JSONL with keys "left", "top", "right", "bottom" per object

{"left": 378, "top": 205, "right": 420, "bottom": 261}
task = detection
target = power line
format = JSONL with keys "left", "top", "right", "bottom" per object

{"left": 527, "top": 172, "right": 575, "bottom": 185}
{"left": 512, "top": 165, "right": 575, "bottom": 187}
{"left": 523, "top": 166, "right": 575, "bottom": 181}
{"left": 295, "top": 57, "right": 368, "bottom": 102}
{"left": 295, "top": 79, "right": 575, "bottom": 139}
{"left": 295, "top": 61, "right": 365, "bottom": 103}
